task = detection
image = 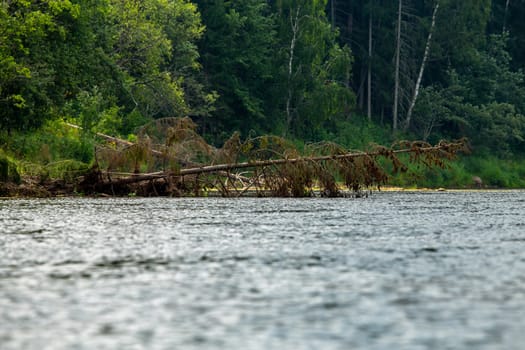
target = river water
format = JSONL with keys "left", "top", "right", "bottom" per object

{"left": 1, "top": 191, "right": 525, "bottom": 349}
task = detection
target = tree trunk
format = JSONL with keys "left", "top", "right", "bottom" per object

{"left": 393, "top": 0, "right": 402, "bottom": 132}
{"left": 404, "top": 1, "right": 439, "bottom": 132}
{"left": 503, "top": 0, "right": 511, "bottom": 33}
{"left": 358, "top": 69, "right": 366, "bottom": 110}
{"left": 330, "top": 0, "right": 336, "bottom": 30}
{"left": 347, "top": 12, "right": 353, "bottom": 36}
{"left": 367, "top": 10, "right": 373, "bottom": 122}
{"left": 286, "top": 7, "right": 301, "bottom": 135}
{"left": 65, "top": 123, "right": 134, "bottom": 147}
{"left": 90, "top": 139, "right": 466, "bottom": 189}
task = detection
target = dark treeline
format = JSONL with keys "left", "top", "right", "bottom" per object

{"left": 334, "top": 0, "right": 525, "bottom": 157}
{"left": 1, "top": 0, "right": 525, "bottom": 160}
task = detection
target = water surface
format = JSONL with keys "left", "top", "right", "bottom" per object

{"left": 1, "top": 191, "right": 525, "bottom": 349}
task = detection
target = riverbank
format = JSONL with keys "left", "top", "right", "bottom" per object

{"left": 2, "top": 121, "right": 523, "bottom": 197}
{"left": 0, "top": 178, "right": 68, "bottom": 198}
{"left": 1, "top": 175, "right": 518, "bottom": 199}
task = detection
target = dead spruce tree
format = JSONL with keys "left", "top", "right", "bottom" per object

{"left": 77, "top": 117, "right": 467, "bottom": 197}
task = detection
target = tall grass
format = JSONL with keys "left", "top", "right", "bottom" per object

{"left": 330, "top": 114, "right": 525, "bottom": 189}
{"left": 0, "top": 120, "right": 94, "bottom": 165}
{"left": 0, "top": 120, "right": 94, "bottom": 181}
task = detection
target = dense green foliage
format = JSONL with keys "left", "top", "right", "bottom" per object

{"left": 1, "top": 0, "right": 205, "bottom": 134}
{"left": 1, "top": 0, "right": 525, "bottom": 187}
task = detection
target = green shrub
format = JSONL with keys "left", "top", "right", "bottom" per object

{"left": 0, "top": 157, "right": 8, "bottom": 182}
{"left": 0, "top": 152, "right": 21, "bottom": 184}
{"left": 46, "top": 160, "right": 90, "bottom": 182}
{"left": 6, "top": 120, "right": 95, "bottom": 164}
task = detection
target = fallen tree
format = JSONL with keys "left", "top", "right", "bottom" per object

{"left": 73, "top": 117, "right": 468, "bottom": 197}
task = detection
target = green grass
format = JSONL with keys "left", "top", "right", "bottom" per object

{"left": 0, "top": 120, "right": 95, "bottom": 165}
{"left": 462, "top": 155, "right": 525, "bottom": 188}
{"left": 0, "top": 120, "right": 93, "bottom": 181}
{"left": 330, "top": 114, "right": 525, "bottom": 189}
{"left": 0, "top": 151, "right": 21, "bottom": 184}
{"left": 386, "top": 155, "right": 525, "bottom": 189}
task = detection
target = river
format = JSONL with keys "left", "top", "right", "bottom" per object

{"left": 1, "top": 191, "right": 525, "bottom": 349}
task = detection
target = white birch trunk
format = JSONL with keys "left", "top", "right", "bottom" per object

{"left": 367, "top": 11, "right": 372, "bottom": 122}
{"left": 404, "top": 1, "right": 439, "bottom": 132}
{"left": 393, "top": 0, "right": 402, "bottom": 131}
{"left": 286, "top": 7, "right": 301, "bottom": 135}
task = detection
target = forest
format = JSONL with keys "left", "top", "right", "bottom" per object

{"left": 1, "top": 0, "right": 525, "bottom": 190}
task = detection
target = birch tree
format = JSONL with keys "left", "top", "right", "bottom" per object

{"left": 367, "top": 7, "right": 373, "bottom": 122}
{"left": 392, "top": 0, "right": 402, "bottom": 131}
{"left": 276, "top": 0, "right": 354, "bottom": 139}
{"left": 404, "top": 0, "right": 439, "bottom": 131}
{"left": 285, "top": 6, "right": 301, "bottom": 134}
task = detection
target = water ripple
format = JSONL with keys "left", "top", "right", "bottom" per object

{"left": 1, "top": 192, "right": 525, "bottom": 349}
